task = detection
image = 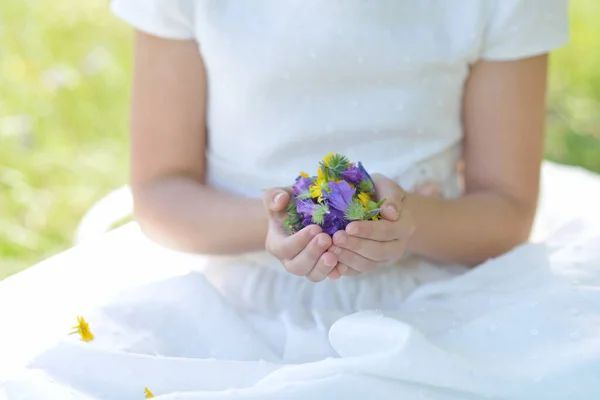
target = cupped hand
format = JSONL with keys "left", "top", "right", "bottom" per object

{"left": 327, "top": 174, "right": 416, "bottom": 276}
{"left": 263, "top": 188, "right": 339, "bottom": 282}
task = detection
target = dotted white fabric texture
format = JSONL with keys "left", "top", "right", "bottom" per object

{"left": 111, "top": 0, "right": 568, "bottom": 198}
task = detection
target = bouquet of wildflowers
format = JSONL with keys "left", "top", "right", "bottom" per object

{"left": 284, "top": 153, "right": 386, "bottom": 235}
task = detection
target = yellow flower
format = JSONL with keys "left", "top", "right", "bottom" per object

{"left": 144, "top": 387, "right": 155, "bottom": 398}
{"left": 299, "top": 171, "right": 309, "bottom": 178}
{"left": 310, "top": 168, "right": 328, "bottom": 202}
{"left": 358, "top": 192, "right": 382, "bottom": 220}
{"left": 358, "top": 192, "right": 371, "bottom": 208}
{"left": 71, "top": 316, "right": 94, "bottom": 342}
{"left": 323, "top": 152, "right": 334, "bottom": 166}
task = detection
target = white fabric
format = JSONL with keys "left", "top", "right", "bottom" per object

{"left": 4, "top": 1, "right": 597, "bottom": 399}
{"left": 1, "top": 162, "right": 600, "bottom": 400}
{"left": 111, "top": 0, "right": 568, "bottom": 199}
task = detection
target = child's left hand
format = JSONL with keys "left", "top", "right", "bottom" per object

{"left": 327, "top": 174, "right": 416, "bottom": 277}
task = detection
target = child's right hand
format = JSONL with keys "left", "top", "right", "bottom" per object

{"left": 263, "top": 189, "right": 339, "bottom": 282}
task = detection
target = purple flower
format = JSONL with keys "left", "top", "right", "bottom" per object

{"left": 342, "top": 165, "right": 363, "bottom": 185}
{"left": 296, "top": 199, "right": 316, "bottom": 216}
{"left": 302, "top": 215, "right": 313, "bottom": 227}
{"left": 293, "top": 175, "right": 313, "bottom": 196}
{"left": 323, "top": 208, "right": 348, "bottom": 235}
{"left": 358, "top": 162, "right": 375, "bottom": 192}
{"left": 326, "top": 180, "right": 356, "bottom": 213}
{"left": 295, "top": 199, "right": 317, "bottom": 228}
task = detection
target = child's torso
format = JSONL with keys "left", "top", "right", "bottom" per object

{"left": 190, "top": 1, "right": 489, "bottom": 197}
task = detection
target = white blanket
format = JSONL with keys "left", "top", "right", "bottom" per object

{"left": 1, "top": 162, "right": 600, "bottom": 400}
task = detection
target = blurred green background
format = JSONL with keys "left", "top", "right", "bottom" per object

{"left": 1, "top": 1, "right": 599, "bottom": 280}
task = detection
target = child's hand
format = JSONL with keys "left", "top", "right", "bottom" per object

{"left": 327, "top": 174, "right": 415, "bottom": 276}
{"left": 263, "top": 189, "right": 339, "bottom": 282}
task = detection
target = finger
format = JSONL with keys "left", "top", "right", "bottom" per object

{"left": 328, "top": 267, "right": 342, "bottom": 280}
{"left": 369, "top": 173, "right": 389, "bottom": 190}
{"left": 264, "top": 188, "right": 292, "bottom": 238}
{"left": 284, "top": 233, "right": 332, "bottom": 276}
{"left": 332, "top": 231, "right": 405, "bottom": 262}
{"left": 345, "top": 219, "right": 400, "bottom": 241}
{"left": 329, "top": 245, "right": 378, "bottom": 272}
{"left": 306, "top": 252, "right": 338, "bottom": 282}
{"left": 380, "top": 202, "right": 401, "bottom": 222}
{"left": 337, "top": 263, "right": 360, "bottom": 276}
{"left": 370, "top": 174, "right": 399, "bottom": 201}
{"left": 267, "top": 224, "right": 321, "bottom": 260}
{"left": 263, "top": 188, "right": 291, "bottom": 215}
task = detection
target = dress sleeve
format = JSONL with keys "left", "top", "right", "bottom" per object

{"left": 480, "top": 0, "right": 569, "bottom": 61}
{"left": 110, "top": 0, "right": 196, "bottom": 40}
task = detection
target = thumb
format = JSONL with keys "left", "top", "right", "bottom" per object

{"left": 380, "top": 202, "right": 400, "bottom": 222}
{"left": 263, "top": 188, "right": 290, "bottom": 217}
{"left": 370, "top": 174, "right": 402, "bottom": 222}
{"left": 370, "top": 173, "right": 396, "bottom": 199}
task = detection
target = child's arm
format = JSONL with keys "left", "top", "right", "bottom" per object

{"left": 129, "top": 31, "right": 269, "bottom": 254}
{"left": 405, "top": 55, "right": 547, "bottom": 264}
{"left": 331, "top": 55, "right": 548, "bottom": 268}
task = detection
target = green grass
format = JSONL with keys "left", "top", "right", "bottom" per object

{"left": 1, "top": 1, "right": 599, "bottom": 280}
{"left": 546, "top": 0, "right": 600, "bottom": 173}
{"left": 0, "top": 0, "right": 131, "bottom": 278}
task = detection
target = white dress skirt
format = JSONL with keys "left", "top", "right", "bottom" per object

{"left": 1, "top": 161, "right": 599, "bottom": 400}
{"left": 4, "top": 1, "right": 599, "bottom": 399}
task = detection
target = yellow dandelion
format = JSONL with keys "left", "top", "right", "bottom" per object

{"left": 323, "top": 152, "right": 334, "bottom": 166}
{"left": 299, "top": 171, "right": 309, "bottom": 178}
{"left": 144, "top": 387, "right": 155, "bottom": 398}
{"left": 310, "top": 168, "right": 328, "bottom": 202}
{"left": 358, "top": 192, "right": 371, "bottom": 208}
{"left": 70, "top": 316, "right": 94, "bottom": 342}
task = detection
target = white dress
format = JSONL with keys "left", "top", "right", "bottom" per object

{"left": 3, "top": 1, "right": 600, "bottom": 399}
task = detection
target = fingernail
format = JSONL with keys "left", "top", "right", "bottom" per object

{"left": 273, "top": 192, "right": 284, "bottom": 204}
{"left": 335, "top": 233, "right": 347, "bottom": 244}
{"left": 386, "top": 204, "right": 399, "bottom": 219}
{"left": 310, "top": 226, "right": 321, "bottom": 236}
{"left": 318, "top": 236, "right": 330, "bottom": 247}
{"left": 324, "top": 257, "right": 336, "bottom": 267}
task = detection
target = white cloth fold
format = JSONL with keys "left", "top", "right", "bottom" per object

{"left": 1, "top": 162, "right": 600, "bottom": 399}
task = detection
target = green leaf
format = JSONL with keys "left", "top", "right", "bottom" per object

{"left": 357, "top": 180, "right": 374, "bottom": 193}
{"left": 320, "top": 153, "right": 350, "bottom": 180}
{"left": 284, "top": 198, "right": 304, "bottom": 234}
{"left": 296, "top": 190, "right": 312, "bottom": 200}
{"left": 365, "top": 209, "right": 382, "bottom": 220}
{"left": 344, "top": 200, "right": 368, "bottom": 221}
{"left": 312, "top": 204, "right": 330, "bottom": 225}
{"left": 366, "top": 197, "right": 386, "bottom": 210}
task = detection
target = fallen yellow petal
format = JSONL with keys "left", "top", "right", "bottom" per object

{"left": 144, "top": 387, "right": 155, "bottom": 398}
{"left": 72, "top": 316, "right": 94, "bottom": 342}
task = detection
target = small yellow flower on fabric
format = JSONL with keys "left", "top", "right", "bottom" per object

{"left": 70, "top": 316, "right": 94, "bottom": 342}
{"left": 299, "top": 171, "right": 309, "bottom": 178}
{"left": 144, "top": 387, "right": 155, "bottom": 398}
